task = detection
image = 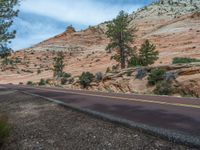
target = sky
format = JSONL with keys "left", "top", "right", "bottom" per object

{"left": 10, "top": 0, "right": 154, "bottom": 50}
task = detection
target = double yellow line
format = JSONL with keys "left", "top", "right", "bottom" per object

{"left": 25, "top": 86, "right": 200, "bottom": 109}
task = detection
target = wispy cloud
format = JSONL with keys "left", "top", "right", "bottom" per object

{"left": 20, "top": 0, "right": 142, "bottom": 25}
{"left": 11, "top": 0, "right": 148, "bottom": 50}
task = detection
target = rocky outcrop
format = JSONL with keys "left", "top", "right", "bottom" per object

{"left": 65, "top": 25, "right": 76, "bottom": 34}
{"left": 177, "top": 78, "right": 200, "bottom": 98}
{"left": 71, "top": 64, "right": 200, "bottom": 97}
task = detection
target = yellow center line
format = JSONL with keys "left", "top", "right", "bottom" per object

{"left": 23, "top": 86, "right": 200, "bottom": 109}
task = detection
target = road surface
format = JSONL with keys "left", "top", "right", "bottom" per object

{"left": 2, "top": 84, "right": 200, "bottom": 147}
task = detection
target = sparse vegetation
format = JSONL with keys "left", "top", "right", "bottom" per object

{"left": 128, "top": 40, "right": 158, "bottom": 67}
{"left": 21, "top": 69, "right": 33, "bottom": 74}
{"left": 39, "top": 79, "right": 46, "bottom": 86}
{"left": 1, "top": 58, "right": 15, "bottom": 66}
{"left": 46, "top": 79, "right": 52, "bottom": 85}
{"left": 79, "top": 72, "right": 94, "bottom": 88}
{"left": 154, "top": 81, "right": 174, "bottom": 95}
{"left": 14, "top": 57, "right": 21, "bottom": 64}
{"left": 37, "top": 69, "right": 41, "bottom": 74}
{"left": 172, "top": 57, "right": 200, "bottom": 64}
{"left": 27, "top": 81, "right": 34, "bottom": 86}
{"left": 128, "top": 55, "right": 141, "bottom": 67}
{"left": 61, "top": 78, "right": 68, "bottom": 85}
{"left": 19, "top": 82, "right": 23, "bottom": 85}
{"left": 53, "top": 51, "right": 65, "bottom": 78}
{"left": 62, "top": 72, "right": 71, "bottom": 78}
{"left": 0, "top": 114, "right": 10, "bottom": 148}
{"left": 60, "top": 72, "right": 71, "bottom": 85}
{"left": 139, "top": 39, "right": 159, "bottom": 66}
{"left": 148, "top": 69, "right": 166, "bottom": 86}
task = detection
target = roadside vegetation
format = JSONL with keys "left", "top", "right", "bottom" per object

{"left": 172, "top": 57, "right": 200, "bottom": 64}
{"left": 148, "top": 69, "right": 166, "bottom": 86}
{"left": 0, "top": 114, "right": 10, "bottom": 148}
{"left": 27, "top": 81, "right": 34, "bottom": 86}
{"left": 39, "top": 79, "right": 46, "bottom": 86}
{"left": 53, "top": 51, "right": 65, "bottom": 78}
{"left": 147, "top": 68, "right": 175, "bottom": 95}
{"left": 154, "top": 81, "right": 174, "bottom": 95}
{"left": 79, "top": 72, "right": 94, "bottom": 88}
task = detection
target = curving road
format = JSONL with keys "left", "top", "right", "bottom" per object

{"left": 2, "top": 84, "right": 200, "bottom": 147}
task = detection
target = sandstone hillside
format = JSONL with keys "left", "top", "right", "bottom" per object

{"left": 0, "top": 0, "right": 200, "bottom": 97}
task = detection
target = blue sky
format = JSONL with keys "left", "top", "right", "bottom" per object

{"left": 11, "top": 0, "right": 153, "bottom": 50}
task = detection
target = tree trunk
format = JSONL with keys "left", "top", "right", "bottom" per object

{"left": 120, "top": 47, "right": 126, "bottom": 69}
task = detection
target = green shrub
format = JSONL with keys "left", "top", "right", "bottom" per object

{"left": 61, "top": 78, "right": 68, "bottom": 85}
{"left": 60, "top": 72, "right": 71, "bottom": 85}
{"left": 62, "top": 72, "right": 71, "bottom": 78}
{"left": 148, "top": 69, "right": 166, "bottom": 85}
{"left": 27, "top": 81, "right": 34, "bottom": 86}
{"left": 79, "top": 72, "right": 94, "bottom": 88}
{"left": 14, "top": 58, "right": 21, "bottom": 64}
{"left": 68, "top": 78, "right": 74, "bottom": 84}
{"left": 39, "top": 79, "right": 46, "bottom": 86}
{"left": 128, "top": 55, "right": 141, "bottom": 67}
{"left": 1, "top": 58, "right": 14, "bottom": 66}
{"left": 37, "top": 69, "right": 41, "bottom": 74}
{"left": 172, "top": 57, "right": 200, "bottom": 64}
{"left": 154, "top": 81, "right": 173, "bottom": 95}
{"left": 0, "top": 115, "right": 10, "bottom": 147}
{"left": 139, "top": 39, "right": 159, "bottom": 66}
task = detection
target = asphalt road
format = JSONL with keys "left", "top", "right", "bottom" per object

{"left": 2, "top": 84, "right": 200, "bottom": 147}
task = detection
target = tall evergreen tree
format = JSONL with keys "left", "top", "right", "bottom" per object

{"left": 0, "top": 0, "right": 19, "bottom": 59}
{"left": 53, "top": 51, "right": 65, "bottom": 78}
{"left": 139, "top": 39, "right": 159, "bottom": 66}
{"left": 106, "top": 10, "right": 136, "bottom": 69}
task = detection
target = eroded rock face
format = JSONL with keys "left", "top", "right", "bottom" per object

{"left": 70, "top": 64, "right": 200, "bottom": 97}
{"left": 177, "top": 77, "right": 200, "bottom": 98}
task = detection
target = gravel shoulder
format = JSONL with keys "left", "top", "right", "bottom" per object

{"left": 0, "top": 89, "right": 197, "bottom": 150}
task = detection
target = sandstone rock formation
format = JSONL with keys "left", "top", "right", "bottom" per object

{"left": 0, "top": 0, "right": 200, "bottom": 97}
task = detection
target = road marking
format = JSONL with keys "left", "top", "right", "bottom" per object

{"left": 17, "top": 86, "right": 200, "bottom": 109}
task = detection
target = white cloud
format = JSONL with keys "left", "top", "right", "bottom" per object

{"left": 20, "top": 0, "right": 141, "bottom": 25}
{"left": 10, "top": 17, "right": 64, "bottom": 50}
{"left": 11, "top": 0, "right": 142, "bottom": 50}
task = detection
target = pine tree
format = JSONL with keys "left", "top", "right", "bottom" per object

{"left": 106, "top": 10, "right": 136, "bottom": 69}
{"left": 0, "top": 0, "right": 19, "bottom": 59}
{"left": 53, "top": 51, "right": 65, "bottom": 78}
{"left": 139, "top": 39, "right": 159, "bottom": 66}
